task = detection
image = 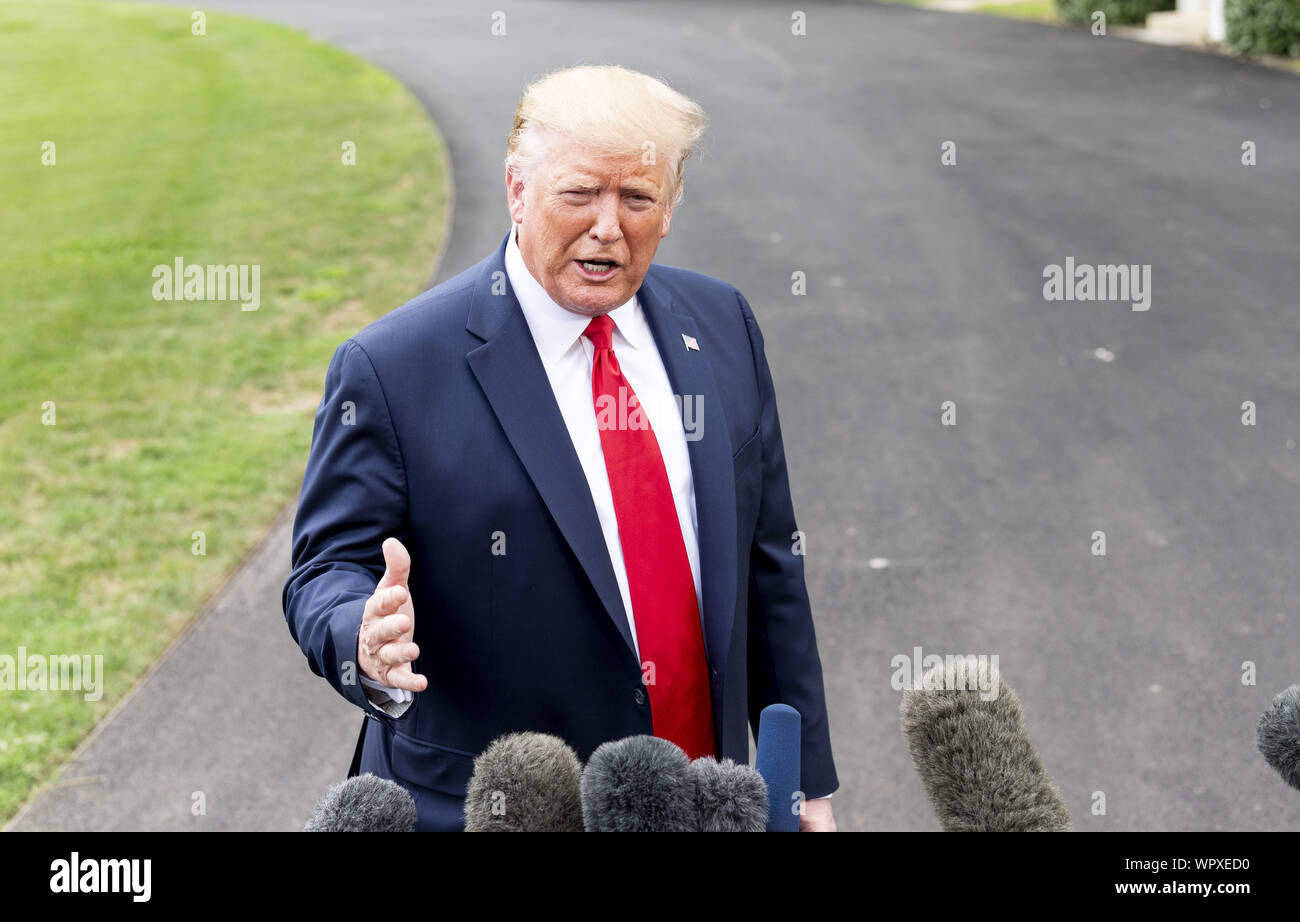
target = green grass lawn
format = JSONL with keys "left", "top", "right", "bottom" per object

{"left": 972, "top": 0, "right": 1061, "bottom": 21}
{"left": 0, "top": 0, "right": 449, "bottom": 823}
{"left": 866, "top": 0, "right": 1061, "bottom": 21}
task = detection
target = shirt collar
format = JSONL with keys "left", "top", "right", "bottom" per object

{"left": 504, "top": 223, "right": 648, "bottom": 365}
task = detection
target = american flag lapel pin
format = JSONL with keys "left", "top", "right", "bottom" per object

{"left": 682, "top": 333, "right": 699, "bottom": 352}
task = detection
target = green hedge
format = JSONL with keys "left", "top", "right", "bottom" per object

{"left": 1055, "top": 0, "right": 1175, "bottom": 25}
{"left": 1226, "top": 0, "right": 1300, "bottom": 57}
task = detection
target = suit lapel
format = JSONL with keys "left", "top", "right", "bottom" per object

{"left": 465, "top": 238, "right": 636, "bottom": 659}
{"left": 638, "top": 273, "right": 738, "bottom": 680}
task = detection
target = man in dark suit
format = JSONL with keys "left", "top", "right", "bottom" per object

{"left": 283, "top": 64, "right": 838, "bottom": 830}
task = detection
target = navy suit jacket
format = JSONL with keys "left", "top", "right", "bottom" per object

{"left": 283, "top": 231, "right": 838, "bottom": 830}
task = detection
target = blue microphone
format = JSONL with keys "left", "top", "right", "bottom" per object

{"left": 755, "top": 703, "right": 802, "bottom": 832}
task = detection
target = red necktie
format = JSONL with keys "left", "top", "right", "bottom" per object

{"left": 583, "top": 313, "right": 716, "bottom": 759}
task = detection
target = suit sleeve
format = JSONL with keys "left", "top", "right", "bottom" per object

{"left": 282, "top": 338, "right": 413, "bottom": 721}
{"left": 737, "top": 291, "right": 839, "bottom": 800}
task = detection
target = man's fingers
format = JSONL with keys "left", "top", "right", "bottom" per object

{"left": 365, "top": 584, "right": 408, "bottom": 621}
{"left": 378, "top": 641, "right": 420, "bottom": 667}
{"left": 376, "top": 537, "right": 412, "bottom": 590}
{"left": 361, "top": 544, "right": 423, "bottom": 694}
{"left": 364, "top": 611, "right": 412, "bottom": 648}
{"left": 384, "top": 662, "right": 428, "bottom": 693}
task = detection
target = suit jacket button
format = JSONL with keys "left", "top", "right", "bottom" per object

{"left": 633, "top": 688, "right": 646, "bottom": 706}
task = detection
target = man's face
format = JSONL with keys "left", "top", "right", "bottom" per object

{"left": 506, "top": 134, "right": 674, "bottom": 316}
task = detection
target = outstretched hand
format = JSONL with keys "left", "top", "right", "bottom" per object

{"left": 357, "top": 537, "right": 427, "bottom": 693}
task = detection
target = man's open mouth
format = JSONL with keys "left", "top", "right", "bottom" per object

{"left": 575, "top": 259, "right": 619, "bottom": 278}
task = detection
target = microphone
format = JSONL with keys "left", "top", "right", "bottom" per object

{"left": 900, "top": 662, "right": 1071, "bottom": 831}
{"left": 1257, "top": 684, "right": 1300, "bottom": 791}
{"left": 464, "top": 732, "right": 585, "bottom": 832}
{"left": 755, "top": 704, "right": 802, "bottom": 831}
{"left": 580, "top": 735, "right": 697, "bottom": 831}
{"left": 303, "top": 773, "right": 417, "bottom": 831}
{"left": 691, "top": 756, "right": 769, "bottom": 831}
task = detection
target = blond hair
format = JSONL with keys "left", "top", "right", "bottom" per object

{"left": 505, "top": 64, "right": 708, "bottom": 208}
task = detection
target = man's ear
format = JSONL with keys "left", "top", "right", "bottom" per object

{"left": 505, "top": 167, "right": 525, "bottom": 224}
{"left": 660, "top": 197, "right": 674, "bottom": 239}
